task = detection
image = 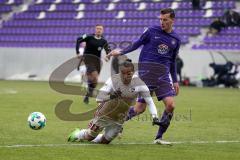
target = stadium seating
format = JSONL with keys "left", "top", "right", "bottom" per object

{"left": 193, "top": 26, "right": 240, "bottom": 50}
{"left": 0, "top": 0, "right": 24, "bottom": 18}
{"left": 0, "top": 0, "right": 238, "bottom": 49}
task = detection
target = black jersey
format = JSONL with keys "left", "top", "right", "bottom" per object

{"left": 76, "top": 34, "right": 111, "bottom": 58}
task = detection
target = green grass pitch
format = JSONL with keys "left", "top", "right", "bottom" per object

{"left": 0, "top": 80, "right": 240, "bottom": 160}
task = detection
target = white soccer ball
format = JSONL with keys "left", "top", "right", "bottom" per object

{"left": 27, "top": 112, "right": 46, "bottom": 130}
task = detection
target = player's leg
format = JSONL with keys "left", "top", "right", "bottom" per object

{"left": 127, "top": 61, "right": 165, "bottom": 120}
{"left": 96, "top": 123, "right": 122, "bottom": 144}
{"left": 86, "top": 70, "right": 99, "bottom": 96}
{"left": 155, "top": 96, "right": 175, "bottom": 140}
{"left": 126, "top": 100, "right": 147, "bottom": 120}
{"left": 122, "top": 101, "right": 146, "bottom": 138}
{"left": 126, "top": 89, "right": 154, "bottom": 120}
{"left": 84, "top": 68, "right": 99, "bottom": 104}
{"left": 92, "top": 134, "right": 111, "bottom": 144}
{"left": 151, "top": 76, "right": 176, "bottom": 144}
{"left": 68, "top": 119, "right": 103, "bottom": 142}
{"left": 83, "top": 55, "right": 101, "bottom": 104}
{"left": 68, "top": 128, "right": 96, "bottom": 142}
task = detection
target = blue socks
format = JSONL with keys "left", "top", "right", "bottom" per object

{"left": 126, "top": 106, "right": 137, "bottom": 121}
{"left": 155, "top": 110, "right": 173, "bottom": 140}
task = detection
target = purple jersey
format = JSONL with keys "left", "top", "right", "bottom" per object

{"left": 121, "top": 26, "right": 181, "bottom": 83}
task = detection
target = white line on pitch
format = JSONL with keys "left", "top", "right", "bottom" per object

{"left": 0, "top": 140, "right": 240, "bottom": 148}
{"left": 0, "top": 89, "right": 18, "bottom": 94}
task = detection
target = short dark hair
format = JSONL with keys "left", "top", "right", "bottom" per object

{"left": 95, "top": 24, "right": 104, "bottom": 27}
{"left": 119, "top": 59, "right": 134, "bottom": 71}
{"left": 160, "top": 8, "right": 175, "bottom": 19}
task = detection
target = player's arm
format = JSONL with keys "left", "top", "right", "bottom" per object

{"left": 137, "top": 84, "right": 164, "bottom": 125}
{"left": 137, "top": 85, "right": 158, "bottom": 119}
{"left": 76, "top": 34, "right": 88, "bottom": 55}
{"left": 120, "top": 28, "right": 149, "bottom": 55}
{"left": 96, "top": 78, "right": 117, "bottom": 103}
{"left": 170, "top": 42, "right": 181, "bottom": 95}
{"left": 107, "top": 28, "right": 150, "bottom": 57}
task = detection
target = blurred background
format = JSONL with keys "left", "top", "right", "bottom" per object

{"left": 0, "top": 0, "right": 240, "bottom": 88}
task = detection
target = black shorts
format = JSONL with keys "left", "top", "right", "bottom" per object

{"left": 83, "top": 54, "right": 102, "bottom": 74}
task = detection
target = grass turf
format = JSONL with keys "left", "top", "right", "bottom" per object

{"left": 0, "top": 80, "right": 240, "bottom": 160}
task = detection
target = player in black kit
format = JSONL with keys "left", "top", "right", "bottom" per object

{"left": 76, "top": 24, "right": 111, "bottom": 104}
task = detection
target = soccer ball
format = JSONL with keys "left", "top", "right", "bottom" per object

{"left": 27, "top": 112, "right": 46, "bottom": 130}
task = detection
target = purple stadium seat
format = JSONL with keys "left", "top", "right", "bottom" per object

{"left": 0, "top": 0, "right": 238, "bottom": 49}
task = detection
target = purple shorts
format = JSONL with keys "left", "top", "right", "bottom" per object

{"left": 137, "top": 80, "right": 176, "bottom": 102}
{"left": 137, "top": 62, "right": 176, "bottom": 102}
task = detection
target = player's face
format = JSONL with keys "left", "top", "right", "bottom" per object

{"left": 160, "top": 13, "right": 174, "bottom": 33}
{"left": 95, "top": 26, "right": 104, "bottom": 36}
{"left": 120, "top": 67, "right": 134, "bottom": 85}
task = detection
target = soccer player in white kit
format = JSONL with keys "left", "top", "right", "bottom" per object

{"left": 68, "top": 59, "right": 160, "bottom": 144}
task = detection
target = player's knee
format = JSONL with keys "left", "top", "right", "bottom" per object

{"left": 163, "top": 97, "right": 175, "bottom": 112}
{"left": 92, "top": 78, "right": 98, "bottom": 84}
{"left": 87, "top": 72, "right": 98, "bottom": 81}
{"left": 166, "top": 102, "right": 175, "bottom": 112}
{"left": 91, "top": 75, "right": 98, "bottom": 84}
{"left": 92, "top": 71, "right": 99, "bottom": 78}
{"left": 134, "top": 103, "right": 147, "bottom": 114}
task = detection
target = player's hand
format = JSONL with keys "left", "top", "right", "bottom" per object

{"left": 173, "top": 82, "right": 179, "bottom": 95}
{"left": 152, "top": 117, "right": 161, "bottom": 126}
{"left": 107, "top": 49, "right": 121, "bottom": 59}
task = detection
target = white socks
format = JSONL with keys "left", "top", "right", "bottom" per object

{"left": 76, "top": 129, "right": 87, "bottom": 141}
{"left": 75, "top": 130, "right": 103, "bottom": 143}
{"left": 91, "top": 134, "right": 103, "bottom": 143}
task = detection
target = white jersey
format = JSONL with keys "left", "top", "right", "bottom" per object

{"left": 95, "top": 74, "right": 158, "bottom": 123}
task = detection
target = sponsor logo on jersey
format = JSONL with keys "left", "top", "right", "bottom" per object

{"left": 157, "top": 44, "right": 169, "bottom": 54}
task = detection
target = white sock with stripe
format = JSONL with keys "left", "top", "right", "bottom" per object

{"left": 76, "top": 129, "right": 87, "bottom": 140}
{"left": 91, "top": 134, "right": 103, "bottom": 143}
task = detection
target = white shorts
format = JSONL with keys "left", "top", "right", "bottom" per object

{"left": 87, "top": 117, "right": 123, "bottom": 141}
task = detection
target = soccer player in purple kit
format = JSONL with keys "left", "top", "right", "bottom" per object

{"left": 107, "top": 8, "right": 181, "bottom": 145}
